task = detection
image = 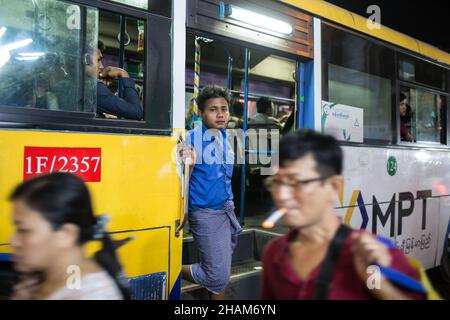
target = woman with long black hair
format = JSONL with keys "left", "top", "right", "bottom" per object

{"left": 9, "top": 172, "right": 130, "bottom": 300}
{"left": 400, "top": 92, "right": 414, "bottom": 142}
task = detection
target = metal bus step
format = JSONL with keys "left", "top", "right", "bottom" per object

{"left": 181, "top": 259, "right": 263, "bottom": 300}
{"left": 182, "top": 228, "right": 281, "bottom": 265}
{"left": 181, "top": 228, "right": 281, "bottom": 300}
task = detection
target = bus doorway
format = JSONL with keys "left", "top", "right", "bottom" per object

{"left": 184, "top": 33, "right": 302, "bottom": 227}
{"left": 182, "top": 33, "right": 309, "bottom": 299}
{"left": 243, "top": 46, "right": 297, "bottom": 229}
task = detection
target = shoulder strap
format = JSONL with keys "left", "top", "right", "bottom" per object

{"left": 313, "top": 224, "right": 352, "bottom": 300}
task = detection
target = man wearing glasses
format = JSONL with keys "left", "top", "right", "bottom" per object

{"left": 261, "top": 130, "right": 424, "bottom": 299}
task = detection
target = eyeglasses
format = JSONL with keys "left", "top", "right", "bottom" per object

{"left": 264, "top": 174, "right": 332, "bottom": 192}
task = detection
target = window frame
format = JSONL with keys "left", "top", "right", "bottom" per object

{"left": 0, "top": 0, "right": 173, "bottom": 136}
{"left": 398, "top": 52, "right": 448, "bottom": 93}
{"left": 396, "top": 80, "right": 449, "bottom": 147}
{"left": 321, "top": 23, "right": 397, "bottom": 146}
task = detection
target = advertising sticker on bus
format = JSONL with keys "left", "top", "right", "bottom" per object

{"left": 23, "top": 147, "right": 101, "bottom": 182}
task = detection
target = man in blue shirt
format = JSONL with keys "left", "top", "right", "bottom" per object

{"left": 85, "top": 41, "right": 143, "bottom": 120}
{"left": 180, "top": 85, "right": 242, "bottom": 300}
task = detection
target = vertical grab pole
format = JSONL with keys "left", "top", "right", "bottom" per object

{"left": 191, "top": 37, "right": 201, "bottom": 128}
{"left": 239, "top": 48, "right": 250, "bottom": 225}
{"left": 118, "top": 15, "right": 126, "bottom": 98}
{"left": 297, "top": 61, "right": 306, "bottom": 129}
{"left": 226, "top": 49, "right": 233, "bottom": 90}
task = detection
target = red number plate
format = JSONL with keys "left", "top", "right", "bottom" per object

{"left": 23, "top": 147, "right": 102, "bottom": 182}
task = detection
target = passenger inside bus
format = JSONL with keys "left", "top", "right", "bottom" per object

{"left": 227, "top": 101, "right": 244, "bottom": 129}
{"left": 248, "top": 96, "right": 281, "bottom": 129}
{"left": 85, "top": 40, "right": 143, "bottom": 120}
{"left": 27, "top": 73, "right": 59, "bottom": 110}
{"left": 400, "top": 92, "right": 414, "bottom": 142}
{"left": 276, "top": 106, "right": 291, "bottom": 126}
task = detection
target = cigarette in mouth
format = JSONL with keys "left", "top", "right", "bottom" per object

{"left": 262, "top": 208, "right": 287, "bottom": 229}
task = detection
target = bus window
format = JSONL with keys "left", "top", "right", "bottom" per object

{"left": 400, "top": 86, "right": 446, "bottom": 144}
{"left": 322, "top": 24, "right": 395, "bottom": 144}
{"left": 399, "top": 53, "right": 447, "bottom": 92}
{"left": 97, "top": 11, "right": 145, "bottom": 120}
{"left": 0, "top": 1, "right": 172, "bottom": 131}
{"left": 0, "top": 0, "right": 97, "bottom": 112}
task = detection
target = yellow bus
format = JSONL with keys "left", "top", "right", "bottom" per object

{"left": 1, "top": 0, "right": 450, "bottom": 300}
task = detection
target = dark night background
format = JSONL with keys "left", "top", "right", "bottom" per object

{"left": 325, "top": 0, "right": 450, "bottom": 53}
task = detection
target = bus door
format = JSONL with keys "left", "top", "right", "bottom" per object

{"left": 242, "top": 47, "right": 298, "bottom": 226}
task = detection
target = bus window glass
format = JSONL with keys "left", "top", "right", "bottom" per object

{"left": 400, "top": 86, "right": 446, "bottom": 144}
{"left": 322, "top": 24, "right": 395, "bottom": 143}
{"left": 97, "top": 11, "right": 145, "bottom": 120}
{"left": 399, "top": 53, "right": 447, "bottom": 91}
{"left": 0, "top": 0, "right": 98, "bottom": 113}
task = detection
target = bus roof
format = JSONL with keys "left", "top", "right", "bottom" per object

{"left": 282, "top": 0, "right": 450, "bottom": 66}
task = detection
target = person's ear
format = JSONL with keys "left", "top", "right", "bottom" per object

{"left": 55, "top": 224, "right": 79, "bottom": 249}
{"left": 329, "top": 175, "right": 343, "bottom": 200}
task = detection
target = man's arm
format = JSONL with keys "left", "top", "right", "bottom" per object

{"left": 351, "top": 232, "right": 425, "bottom": 300}
{"left": 97, "top": 67, "right": 143, "bottom": 120}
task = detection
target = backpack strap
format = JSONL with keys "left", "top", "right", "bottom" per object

{"left": 313, "top": 224, "right": 352, "bottom": 300}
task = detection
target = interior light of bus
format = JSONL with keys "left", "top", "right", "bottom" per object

{"left": 0, "top": 50, "right": 10, "bottom": 68}
{"left": 18, "top": 52, "right": 45, "bottom": 57}
{"left": 15, "top": 56, "right": 41, "bottom": 61}
{"left": 223, "top": 4, "right": 293, "bottom": 35}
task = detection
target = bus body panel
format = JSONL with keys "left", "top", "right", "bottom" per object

{"left": 340, "top": 145, "right": 450, "bottom": 269}
{"left": 0, "top": 129, "right": 183, "bottom": 296}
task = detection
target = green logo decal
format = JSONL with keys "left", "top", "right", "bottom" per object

{"left": 387, "top": 156, "right": 397, "bottom": 176}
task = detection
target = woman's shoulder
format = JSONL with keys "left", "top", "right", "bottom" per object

{"left": 47, "top": 271, "right": 123, "bottom": 300}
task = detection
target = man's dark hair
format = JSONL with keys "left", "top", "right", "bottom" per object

{"left": 279, "top": 130, "right": 343, "bottom": 176}
{"left": 257, "top": 97, "right": 272, "bottom": 114}
{"left": 197, "top": 85, "right": 231, "bottom": 112}
{"left": 98, "top": 40, "right": 106, "bottom": 52}
{"left": 232, "top": 101, "right": 244, "bottom": 117}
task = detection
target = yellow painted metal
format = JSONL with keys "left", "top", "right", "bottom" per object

{"left": 112, "top": 229, "right": 173, "bottom": 297}
{"left": 0, "top": 129, "right": 183, "bottom": 296}
{"left": 344, "top": 190, "right": 361, "bottom": 226}
{"left": 282, "top": 0, "right": 450, "bottom": 66}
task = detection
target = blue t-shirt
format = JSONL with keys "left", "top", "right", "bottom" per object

{"left": 187, "top": 124, "right": 234, "bottom": 212}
